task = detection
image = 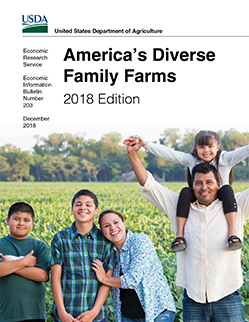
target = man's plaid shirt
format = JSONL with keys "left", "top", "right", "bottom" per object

{"left": 51, "top": 222, "right": 116, "bottom": 321}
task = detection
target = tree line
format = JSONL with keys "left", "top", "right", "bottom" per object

{"left": 0, "top": 128, "right": 249, "bottom": 182}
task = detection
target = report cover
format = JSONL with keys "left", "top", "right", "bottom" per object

{"left": 1, "top": 3, "right": 249, "bottom": 321}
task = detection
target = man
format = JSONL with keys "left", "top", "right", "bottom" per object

{"left": 126, "top": 142, "right": 249, "bottom": 322}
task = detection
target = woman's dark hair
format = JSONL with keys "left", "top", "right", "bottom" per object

{"left": 187, "top": 130, "right": 234, "bottom": 187}
{"left": 98, "top": 209, "right": 124, "bottom": 228}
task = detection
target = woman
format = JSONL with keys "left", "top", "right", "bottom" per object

{"left": 92, "top": 210, "right": 176, "bottom": 322}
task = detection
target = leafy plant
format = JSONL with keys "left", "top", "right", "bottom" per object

{"left": 1, "top": 182, "right": 249, "bottom": 321}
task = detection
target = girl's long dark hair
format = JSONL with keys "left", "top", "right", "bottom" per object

{"left": 187, "top": 130, "right": 234, "bottom": 187}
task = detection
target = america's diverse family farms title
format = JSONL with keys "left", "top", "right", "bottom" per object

{"left": 63, "top": 47, "right": 216, "bottom": 86}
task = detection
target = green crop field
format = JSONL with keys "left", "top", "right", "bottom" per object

{"left": 1, "top": 181, "right": 249, "bottom": 321}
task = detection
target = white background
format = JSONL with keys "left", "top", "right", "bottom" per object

{"left": 1, "top": 1, "right": 249, "bottom": 150}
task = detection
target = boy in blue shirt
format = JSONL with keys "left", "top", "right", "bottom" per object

{"left": 51, "top": 189, "right": 115, "bottom": 322}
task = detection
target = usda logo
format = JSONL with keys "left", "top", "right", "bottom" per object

{"left": 22, "top": 15, "right": 48, "bottom": 33}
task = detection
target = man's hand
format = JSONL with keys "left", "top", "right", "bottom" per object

{"left": 76, "top": 310, "right": 97, "bottom": 322}
{"left": 125, "top": 136, "right": 148, "bottom": 186}
{"left": 123, "top": 136, "right": 145, "bottom": 153}
{"left": 92, "top": 259, "right": 106, "bottom": 284}
{"left": 123, "top": 136, "right": 148, "bottom": 150}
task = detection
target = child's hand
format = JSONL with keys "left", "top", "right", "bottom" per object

{"left": 123, "top": 135, "right": 148, "bottom": 148}
{"left": 92, "top": 259, "right": 106, "bottom": 284}
{"left": 23, "top": 250, "right": 37, "bottom": 267}
{"left": 0, "top": 253, "right": 10, "bottom": 262}
{"left": 60, "top": 311, "right": 77, "bottom": 322}
{"left": 76, "top": 310, "right": 96, "bottom": 322}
